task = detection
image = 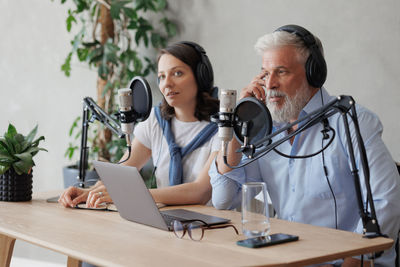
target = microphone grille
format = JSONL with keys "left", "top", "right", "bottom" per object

{"left": 220, "top": 90, "right": 237, "bottom": 112}
{"left": 118, "top": 88, "right": 132, "bottom": 110}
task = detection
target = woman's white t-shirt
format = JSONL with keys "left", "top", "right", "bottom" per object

{"left": 134, "top": 108, "right": 220, "bottom": 188}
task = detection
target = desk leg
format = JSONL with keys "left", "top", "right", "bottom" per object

{"left": 0, "top": 234, "right": 16, "bottom": 267}
{"left": 67, "top": 257, "right": 82, "bottom": 267}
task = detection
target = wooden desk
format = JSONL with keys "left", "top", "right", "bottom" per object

{"left": 0, "top": 192, "right": 393, "bottom": 267}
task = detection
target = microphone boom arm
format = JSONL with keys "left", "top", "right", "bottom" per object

{"left": 226, "top": 95, "right": 384, "bottom": 256}
{"left": 239, "top": 96, "right": 348, "bottom": 159}
{"left": 78, "top": 97, "right": 125, "bottom": 188}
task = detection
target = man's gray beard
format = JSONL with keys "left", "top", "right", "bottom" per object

{"left": 266, "top": 85, "right": 312, "bottom": 124}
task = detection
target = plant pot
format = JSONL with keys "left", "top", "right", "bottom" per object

{"left": 62, "top": 165, "right": 99, "bottom": 189}
{"left": 0, "top": 168, "right": 33, "bottom": 202}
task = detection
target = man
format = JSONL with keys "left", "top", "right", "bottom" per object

{"left": 209, "top": 25, "right": 400, "bottom": 266}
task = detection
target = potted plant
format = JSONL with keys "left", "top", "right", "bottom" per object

{"left": 0, "top": 124, "right": 47, "bottom": 201}
{"left": 53, "top": 0, "right": 177, "bottom": 188}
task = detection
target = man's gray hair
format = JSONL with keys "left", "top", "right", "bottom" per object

{"left": 254, "top": 30, "right": 324, "bottom": 65}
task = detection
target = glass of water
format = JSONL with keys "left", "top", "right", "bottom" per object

{"left": 241, "top": 182, "right": 270, "bottom": 238}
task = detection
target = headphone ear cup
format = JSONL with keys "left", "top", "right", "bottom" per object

{"left": 196, "top": 58, "right": 213, "bottom": 92}
{"left": 305, "top": 53, "right": 327, "bottom": 88}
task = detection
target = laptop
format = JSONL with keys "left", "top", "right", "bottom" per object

{"left": 92, "top": 160, "right": 230, "bottom": 231}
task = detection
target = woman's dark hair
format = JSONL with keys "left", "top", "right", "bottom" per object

{"left": 157, "top": 42, "right": 219, "bottom": 121}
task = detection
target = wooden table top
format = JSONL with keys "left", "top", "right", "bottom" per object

{"left": 0, "top": 191, "right": 394, "bottom": 267}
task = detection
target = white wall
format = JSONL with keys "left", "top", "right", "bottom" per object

{"left": 1, "top": 0, "right": 399, "bottom": 193}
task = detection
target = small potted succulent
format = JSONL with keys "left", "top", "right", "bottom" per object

{"left": 0, "top": 123, "right": 47, "bottom": 201}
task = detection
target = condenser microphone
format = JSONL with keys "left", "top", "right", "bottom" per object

{"left": 233, "top": 97, "right": 273, "bottom": 150}
{"left": 219, "top": 90, "right": 237, "bottom": 157}
{"left": 118, "top": 88, "right": 135, "bottom": 146}
{"left": 118, "top": 76, "right": 152, "bottom": 147}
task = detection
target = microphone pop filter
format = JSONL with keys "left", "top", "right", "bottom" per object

{"left": 129, "top": 76, "right": 152, "bottom": 122}
{"left": 233, "top": 97, "right": 272, "bottom": 145}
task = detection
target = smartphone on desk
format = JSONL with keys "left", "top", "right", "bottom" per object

{"left": 237, "top": 233, "right": 299, "bottom": 248}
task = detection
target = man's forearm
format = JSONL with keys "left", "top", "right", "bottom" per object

{"left": 216, "top": 139, "right": 242, "bottom": 174}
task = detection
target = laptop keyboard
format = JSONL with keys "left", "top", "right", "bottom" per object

{"left": 161, "top": 213, "right": 182, "bottom": 226}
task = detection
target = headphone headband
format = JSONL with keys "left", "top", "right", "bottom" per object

{"left": 275, "top": 24, "right": 327, "bottom": 88}
{"left": 177, "top": 41, "right": 214, "bottom": 93}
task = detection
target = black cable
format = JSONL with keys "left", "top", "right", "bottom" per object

{"left": 272, "top": 126, "right": 335, "bottom": 159}
{"left": 321, "top": 135, "right": 338, "bottom": 229}
{"left": 117, "top": 146, "right": 131, "bottom": 164}
{"left": 319, "top": 90, "right": 338, "bottom": 230}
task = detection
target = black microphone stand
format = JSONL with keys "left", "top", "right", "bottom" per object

{"left": 77, "top": 97, "right": 125, "bottom": 188}
{"left": 226, "top": 95, "right": 385, "bottom": 258}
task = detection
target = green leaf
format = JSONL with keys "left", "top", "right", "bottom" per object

{"left": 14, "top": 133, "right": 25, "bottom": 143}
{"left": 65, "top": 145, "right": 78, "bottom": 160}
{"left": 154, "top": 0, "right": 167, "bottom": 11}
{"left": 15, "top": 152, "right": 33, "bottom": 163}
{"left": 122, "top": 7, "right": 137, "bottom": 19}
{"left": 135, "top": 29, "right": 146, "bottom": 46}
{"left": 13, "top": 137, "right": 23, "bottom": 154}
{"left": 161, "top": 18, "right": 177, "bottom": 37}
{"left": 26, "top": 146, "right": 48, "bottom": 155}
{"left": 133, "top": 56, "right": 143, "bottom": 73}
{"left": 74, "top": 129, "right": 81, "bottom": 140}
{"left": 88, "top": 47, "right": 103, "bottom": 65}
{"left": 0, "top": 140, "right": 12, "bottom": 155}
{"left": 138, "top": 17, "right": 153, "bottom": 31}
{"left": 0, "top": 165, "right": 10, "bottom": 175}
{"left": 26, "top": 125, "right": 38, "bottom": 144}
{"left": 14, "top": 152, "right": 34, "bottom": 174}
{"left": 74, "top": 0, "right": 90, "bottom": 13}
{"left": 82, "top": 41, "right": 100, "bottom": 48}
{"left": 144, "top": 56, "right": 157, "bottom": 74}
{"left": 13, "top": 161, "right": 30, "bottom": 175}
{"left": 110, "top": 0, "right": 131, "bottom": 19}
{"left": 98, "top": 63, "right": 109, "bottom": 79}
{"left": 104, "top": 42, "right": 120, "bottom": 65}
{"left": 20, "top": 140, "right": 30, "bottom": 153}
{"left": 103, "top": 81, "right": 114, "bottom": 98}
{"left": 110, "top": 3, "right": 121, "bottom": 19}
{"left": 150, "top": 32, "right": 163, "bottom": 48}
{"left": 0, "top": 145, "right": 11, "bottom": 156}
{"left": 62, "top": 52, "right": 72, "bottom": 77}
{"left": 4, "top": 136, "right": 16, "bottom": 154}
{"left": 0, "top": 157, "right": 14, "bottom": 165}
{"left": 127, "top": 20, "right": 138, "bottom": 30}
{"left": 5, "top": 124, "right": 17, "bottom": 139}
{"left": 135, "top": 0, "right": 156, "bottom": 11}
{"left": 30, "top": 147, "right": 48, "bottom": 157}
{"left": 77, "top": 48, "right": 89, "bottom": 61}
{"left": 31, "top": 136, "right": 45, "bottom": 150}
{"left": 68, "top": 116, "right": 81, "bottom": 137}
{"left": 66, "top": 9, "right": 77, "bottom": 32}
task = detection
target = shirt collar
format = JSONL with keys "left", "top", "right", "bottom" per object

{"left": 299, "top": 87, "right": 332, "bottom": 119}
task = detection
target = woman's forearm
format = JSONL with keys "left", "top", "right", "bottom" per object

{"left": 150, "top": 182, "right": 211, "bottom": 205}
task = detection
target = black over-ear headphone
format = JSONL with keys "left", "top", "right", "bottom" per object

{"left": 275, "top": 25, "right": 327, "bottom": 88}
{"left": 178, "top": 41, "right": 214, "bottom": 93}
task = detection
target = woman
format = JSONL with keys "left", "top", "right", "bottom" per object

{"left": 59, "top": 41, "right": 220, "bottom": 208}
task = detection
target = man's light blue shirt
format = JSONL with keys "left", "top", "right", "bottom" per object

{"left": 209, "top": 88, "right": 400, "bottom": 266}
